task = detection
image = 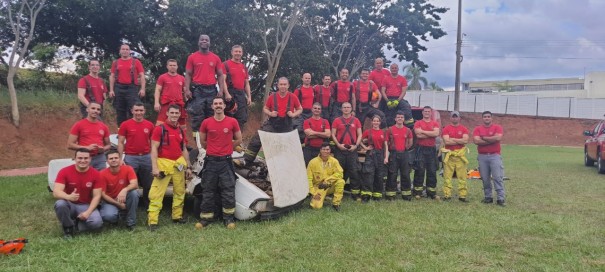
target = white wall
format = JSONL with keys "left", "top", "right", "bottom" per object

{"left": 585, "top": 72, "right": 605, "bottom": 98}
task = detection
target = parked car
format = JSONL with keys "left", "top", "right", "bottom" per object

{"left": 583, "top": 119, "right": 605, "bottom": 174}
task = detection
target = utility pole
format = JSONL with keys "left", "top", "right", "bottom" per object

{"left": 454, "top": 0, "right": 462, "bottom": 111}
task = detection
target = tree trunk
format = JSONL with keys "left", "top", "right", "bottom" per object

{"left": 6, "top": 68, "right": 20, "bottom": 127}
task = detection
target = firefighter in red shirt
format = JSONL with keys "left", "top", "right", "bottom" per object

{"left": 303, "top": 102, "right": 331, "bottom": 166}
{"left": 154, "top": 59, "right": 187, "bottom": 128}
{"left": 294, "top": 73, "right": 315, "bottom": 142}
{"left": 413, "top": 106, "right": 440, "bottom": 199}
{"left": 330, "top": 68, "right": 356, "bottom": 119}
{"left": 386, "top": 111, "right": 414, "bottom": 200}
{"left": 67, "top": 102, "right": 111, "bottom": 171}
{"left": 243, "top": 77, "right": 302, "bottom": 165}
{"left": 223, "top": 45, "right": 251, "bottom": 129}
{"left": 109, "top": 44, "right": 146, "bottom": 127}
{"left": 313, "top": 75, "right": 333, "bottom": 122}
{"left": 99, "top": 149, "right": 139, "bottom": 230}
{"left": 473, "top": 111, "right": 505, "bottom": 206}
{"left": 354, "top": 68, "right": 385, "bottom": 128}
{"left": 77, "top": 59, "right": 107, "bottom": 119}
{"left": 380, "top": 63, "right": 412, "bottom": 126}
{"left": 148, "top": 105, "right": 192, "bottom": 231}
{"left": 369, "top": 58, "right": 390, "bottom": 92}
{"left": 441, "top": 111, "right": 470, "bottom": 202}
{"left": 359, "top": 115, "right": 389, "bottom": 201}
{"left": 331, "top": 102, "right": 363, "bottom": 201}
{"left": 184, "top": 34, "right": 230, "bottom": 134}
{"left": 197, "top": 97, "right": 242, "bottom": 229}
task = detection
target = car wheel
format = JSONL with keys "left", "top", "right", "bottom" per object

{"left": 585, "top": 148, "right": 595, "bottom": 166}
{"left": 598, "top": 152, "right": 605, "bottom": 174}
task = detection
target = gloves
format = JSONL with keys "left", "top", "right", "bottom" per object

{"left": 318, "top": 182, "right": 330, "bottom": 190}
{"left": 387, "top": 100, "right": 399, "bottom": 109}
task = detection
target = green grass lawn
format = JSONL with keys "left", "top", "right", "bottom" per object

{"left": 1, "top": 145, "right": 604, "bottom": 271}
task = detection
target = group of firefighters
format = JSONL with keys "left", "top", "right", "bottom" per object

{"left": 51, "top": 34, "right": 506, "bottom": 239}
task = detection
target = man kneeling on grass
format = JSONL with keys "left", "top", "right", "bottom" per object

{"left": 99, "top": 149, "right": 139, "bottom": 231}
{"left": 307, "top": 143, "right": 345, "bottom": 211}
{"left": 53, "top": 149, "right": 103, "bottom": 239}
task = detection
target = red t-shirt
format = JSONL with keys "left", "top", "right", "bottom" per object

{"left": 303, "top": 117, "right": 330, "bottom": 148}
{"left": 111, "top": 58, "right": 144, "bottom": 85}
{"left": 69, "top": 119, "right": 110, "bottom": 156}
{"left": 362, "top": 129, "right": 387, "bottom": 150}
{"left": 265, "top": 92, "right": 302, "bottom": 118}
{"left": 414, "top": 120, "right": 440, "bottom": 147}
{"left": 330, "top": 81, "right": 353, "bottom": 103}
{"left": 369, "top": 68, "right": 390, "bottom": 90}
{"left": 382, "top": 75, "right": 408, "bottom": 98}
{"left": 224, "top": 60, "right": 248, "bottom": 90}
{"left": 313, "top": 85, "right": 332, "bottom": 108}
{"left": 354, "top": 80, "right": 378, "bottom": 104}
{"left": 77, "top": 75, "right": 106, "bottom": 104}
{"left": 389, "top": 125, "right": 413, "bottom": 152}
{"left": 151, "top": 124, "right": 187, "bottom": 160}
{"left": 100, "top": 165, "right": 137, "bottom": 199}
{"left": 442, "top": 124, "right": 469, "bottom": 150}
{"left": 156, "top": 73, "right": 185, "bottom": 105}
{"left": 200, "top": 116, "right": 240, "bottom": 156}
{"left": 185, "top": 51, "right": 224, "bottom": 85}
{"left": 55, "top": 165, "right": 102, "bottom": 204}
{"left": 293, "top": 86, "right": 315, "bottom": 110}
{"left": 332, "top": 116, "right": 362, "bottom": 146}
{"left": 473, "top": 124, "right": 504, "bottom": 154}
{"left": 118, "top": 119, "right": 155, "bottom": 155}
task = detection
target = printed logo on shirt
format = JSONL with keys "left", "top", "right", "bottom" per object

{"left": 178, "top": 82, "right": 183, "bottom": 86}
{"left": 209, "top": 62, "right": 214, "bottom": 67}
{"left": 99, "top": 130, "right": 105, "bottom": 136}
{"left": 223, "top": 128, "right": 229, "bottom": 134}
{"left": 86, "top": 182, "right": 93, "bottom": 188}
{"left": 119, "top": 179, "right": 125, "bottom": 185}
{"left": 144, "top": 128, "right": 150, "bottom": 134}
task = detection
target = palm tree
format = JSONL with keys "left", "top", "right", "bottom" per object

{"left": 428, "top": 81, "right": 444, "bottom": 91}
{"left": 403, "top": 65, "right": 428, "bottom": 90}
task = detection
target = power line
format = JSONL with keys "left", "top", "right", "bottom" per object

{"left": 464, "top": 55, "right": 605, "bottom": 60}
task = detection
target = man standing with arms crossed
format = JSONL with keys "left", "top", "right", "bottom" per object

{"left": 243, "top": 77, "right": 302, "bottom": 166}
{"left": 99, "top": 149, "right": 139, "bottom": 231}
{"left": 223, "top": 45, "right": 251, "bottom": 129}
{"left": 109, "top": 44, "right": 146, "bottom": 127}
{"left": 413, "top": 106, "right": 440, "bottom": 200}
{"left": 294, "top": 73, "right": 315, "bottom": 142}
{"left": 154, "top": 59, "right": 187, "bottom": 129}
{"left": 473, "top": 111, "right": 506, "bottom": 206}
{"left": 441, "top": 111, "right": 470, "bottom": 202}
{"left": 118, "top": 102, "right": 155, "bottom": 209}
{"left": 303, "top": 102, "right": 331, "bottom": 166}
{"left": 331, "top": 102, "right": 363, "bottom": 201}
{"left": 77, "top": 59, "right": 107, "bottom": 119}
{"left": 67, "top": 102, "right": 111, "bottom": 171}
{"left": 196, "top": 97, "right": 242, "bottom": 229}
{"left": 148, "top": 105, "right": 192, "bottom": 231}
{"left": 385, "top": 111, "right": 414, "bottom": 201}
{"left": 314, "top": 75, "right": 333, "bottom": 122}
{"left": 381, "top": 63, "right": 412, "bottom": 126}
{"left": 53, "top": 149, "right": 103, "bottom": 239}
{"left": 185, "top": 34, "right": 229, "bottom": 136}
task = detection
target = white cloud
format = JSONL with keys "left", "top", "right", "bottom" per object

{"left": 403, "top": 0, "right": 605, "bottom": 89}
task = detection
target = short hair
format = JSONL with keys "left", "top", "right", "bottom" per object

{"left": 278, "top": 77, "right": 289, "bottom": 84}
{"left": 119, "top": 44, "right": 130, "bottom": 50}
{"left": 423, "top": 106, "right": 432, "bottom": 110}
{"left": 88, "top": 102, "right": 101, "bottom": 108}
{"left": 232, "top": 45, "right": 242, "bottom": 50}
{"left": 89, "top": 59, "right": 100, "bottom": 65}
{"left": 361, "top": 68, "right": 370, "bottom": 73}
{"left": 132, "top": 102, "right": 145, "bottom": 109}
{"left": 340, "top": 68, "right": 349, "bottom": 73}
{"left": 321, "top": 143, "right": 331, "bottom": 149}
{"left": 167, "top": 59, "right": 177, "bottom": 64}
{"left": 482, "top": 111, "right": 492, "bottom": 117}
{"left": 395, "top": 111, "right": 405, "bottom": 117}
{"left": 323, "top": 75, "right": 331, "bottom": 79}
{"left": 168, "top": 104, "right": 180, "bottom": 112}
{"left": 105, "top": 149, "right": 120, "bottom": 159}
{"left": 75, "top": 148, "right": 91, "bottom": 157}
{"left": 213, "top": 96, "right": 226, "bottom": 103}
{"left": 312, "top": 102, "right": 322, "bottom": 109}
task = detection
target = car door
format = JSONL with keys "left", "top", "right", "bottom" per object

{"left": 586, "top": 121, "right": 602, "bottom": 159}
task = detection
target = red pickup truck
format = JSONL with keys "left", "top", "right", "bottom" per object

{"left": 584, "top": 119, "right": 605, "bottom": 174}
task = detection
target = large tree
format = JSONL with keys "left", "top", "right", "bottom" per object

{"left": 3, "top": 0, "right": 46, "bottom": 127}
{"left": 403, "top": 64, "right": 427, "bottom": 90}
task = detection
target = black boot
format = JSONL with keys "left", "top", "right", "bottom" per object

{"left": 63, "top": 226, "right": 74, "bottom": 240}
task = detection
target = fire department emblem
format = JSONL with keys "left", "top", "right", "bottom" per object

{"left": 86, "top": 182, "right": 93, "bottom": 188}
{"left": 210, "top": 62, "right": 214, "bottom": 67}
{"left": 99, "top": 130, "right": 105, "bottom": 135}
{"left": 223, "top": 128, "right": 229, "bottom": 133}
{"left": 119, "top": 179, "right": 125, "bottom": 185}
{"left": 144, "top": 128, "right": 149, "bottom": 134}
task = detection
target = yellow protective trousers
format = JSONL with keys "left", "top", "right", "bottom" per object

{"left": 442, "top": 148, "right": 468, "bottom": 198}
{"left": 310, "top": 180, "right": 345, "bottom": 209}
{"left": 148, "top": 156, "right": 187, "bottom": 225}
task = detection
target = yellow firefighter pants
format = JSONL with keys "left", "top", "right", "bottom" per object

{"left": 148, "top": 157, "right": 187, "bottom": 225}
{"left": 310, "top": 178, "right": 345, "bottom": 209}
{"left": 443, "top": 155, "right": 467, "bottom": 198}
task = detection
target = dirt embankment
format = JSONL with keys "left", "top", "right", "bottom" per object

{"left": 0, "top": 109, "right": 596, "bottom": 170}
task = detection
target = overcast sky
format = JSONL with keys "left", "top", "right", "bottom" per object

{"left": 399, "top": 0, "right": 605, "bottom": 89}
